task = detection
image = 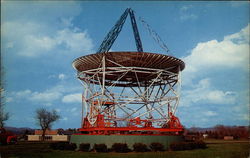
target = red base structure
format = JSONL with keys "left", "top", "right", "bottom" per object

{"left": 79, "top": 112, "right": 184, "bottom": 136}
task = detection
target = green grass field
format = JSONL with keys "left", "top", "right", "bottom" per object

{"left": 0, "top": 140, "right": 249, "bottom": 158}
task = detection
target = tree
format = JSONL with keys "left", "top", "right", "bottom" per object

{"left": 0, "top": 103, "right": 9, "bottom": 128}
{"left": 0, "top": 95, "right": 9, "bottom": 128}
{"left": 35, "top": 108, "right": 60, "bottom": 141}
{"left": 0, "top": 63, "right": 9, "bottom": 128}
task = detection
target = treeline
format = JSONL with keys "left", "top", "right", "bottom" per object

{"left": 187, "top": 125, "right": 249, "bottom": 139}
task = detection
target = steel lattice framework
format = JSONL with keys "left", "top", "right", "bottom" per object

{"left": 73, "top": 52, "right": 185, "bottom": 135}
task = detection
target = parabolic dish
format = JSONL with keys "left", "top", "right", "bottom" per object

{"left": 72, "top": 52, "right": 185, "bottom": 85}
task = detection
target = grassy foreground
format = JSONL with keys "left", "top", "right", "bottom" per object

{"left": 0, "top": 140, "right": 249, "bottom": 158}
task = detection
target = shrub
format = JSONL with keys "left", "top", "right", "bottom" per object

{"left": 170, "top": 142, "right": 183, "bottom": 151}
{"left": 170, "top": 141, "right": 207, "bottom": 151}
{"left": 56, "top": 142, "right": 68, "bottom": 150}
{"left": 111, "top": 143, "right": 130, "bottom": 153}
{"left": 49, "top": 142, "right": 76, "bottom": 150}
{"left": 196, "top": 140, "right": 207, "bottom": 149}
{"left": 49, "top": 142, "right": 58, "bottom": 150}
{"left": 185, "top": 142, "right": 195, "bottom": 150}
{"left": 64, "top": 143, "right": 77, "bottom": 150}
{"left": 133, "top": 143, "right": 148, "bottom": 152}
{"left": 149, "top": 142, "right": 164, "bottom": 151}
{"left": 93, "top": 144, "right": 107, "bottom": 152}
{"left": 79, "top": 143, "right": 90, "bottom": 152}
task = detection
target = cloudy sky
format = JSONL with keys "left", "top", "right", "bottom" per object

{"left": 1, "top": 1, "right": 249, "bottom": 129}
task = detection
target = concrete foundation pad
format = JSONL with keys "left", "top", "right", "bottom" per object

{"left": 70, "top": 134, "right": 183, "bottom": 150}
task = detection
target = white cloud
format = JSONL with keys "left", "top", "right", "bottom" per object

{"left": 180, "top": 14, "right": 197, "bottom": 21}
{"left": 44, "top": 103, "right": 52, "bottom": 106}
{"left": 58, "top": 74, "right": 66, "bottom": 80}
{"left": 70, "top": 107, "right": 77, "bottom": 112}
{"left": 55, "top": 108, "right": 61, "bottom": 112}
{"left": 56, "top": 28, "right": 94, "bottom": 53}
{"left": 2, "top": 1, "right": 82, "bottom": 22}
{"left": 2, "top": 18, "right": 94, "bottom": 57}
{"left": 15, "top": 89, "right": 32, "bottom": 98}
{"left": 60, "top": 17, "right": 74, "bottom": 28}
{"left": 61, "top": 117, "right": 68, "bottom": 121}
{"left": 185, "top": 39, "right": 249, "bottom": 70}
{"left": 21, "top": 35, "right": 56, "bottom": 57}
{"left": 12, "top": 89, "right": 62, "bottom": 103}
{"left": 206, "top": 91, "right": 236, "bottom": 104}
{"left": 67, "top": 107, "right": 80, "bottom": 116}
{"left": 204, "top": 111, "right": 217, "bottom": 116}
{"left": 23, "top": 27, "right": 93, "bottom": 57}
{"left": 63, "top": 107, "right": 80, "bottom": 116}
{"left": 180, "top": 5, "right": 198, "bottom": 21}
{"left": 224, "top": 24, "right": 249, "bottom": 44}
{"left": 29, "top": 91, "right": 62, "bottom": 102}
{"left": 180, "top": 78, "right": 236, "bottom": 106}
{"left": 6, "top": 42, "right": 14, "bottom": 49}
{"left": 49, "top": 84, "right": 82, "bottom": 94}
{"left": 6, "top": 97, "right": 13, "bottom": 103}
{"left": 232, "top": 91, "right": 249, "bottom": 114}
{"left": 232, "top": 106, "right": 249, "bottom": 121}
{"left": 7, "top": 81, "right": 82, "bottom": 105}
{"left": 230, "top": 1, "right": 248, "bottom": 8}
{"left": 180, "top": 5, "right": 193, "bottom": 11}
{"left": 62, "top": 93, "right": 82, "bottom": 103}
{"left": 239, "top": 114, "right": 249, "bottom": 121}
{"left": 48, "top": 74, "right": 56, "bottom": 79}
{"left": 8, "top": 83, "right": 78, "bottom": 104}
{"left": 182, "top": 24, "right": 249, "bottom": 85}
{"left": 184, "top": 24, "right": 249, "bottom": 71}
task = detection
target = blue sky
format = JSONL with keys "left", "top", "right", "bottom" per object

{"left": 1, "top": 1, "right": 249, "bottom": 129}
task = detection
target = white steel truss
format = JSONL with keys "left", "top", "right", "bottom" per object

{"left": 77, "top": 55, "right": 182, "bottom": 127}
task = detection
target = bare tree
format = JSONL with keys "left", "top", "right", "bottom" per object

{"left": 35, "top": 108, "right": 60, "bottom": 141}
{"left": 0, "top": 62, "right": 9, "bottom": 128}
{"left": 0, "top": 91, "right": 9, "bottom": 128}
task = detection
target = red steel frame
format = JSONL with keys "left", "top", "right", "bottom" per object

{"left": 79, "top": 113, "right": 183, "bottom": 135}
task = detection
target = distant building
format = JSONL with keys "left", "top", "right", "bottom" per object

{"left": 28, "top": 130, "right": 69, "bottom": 141}
{"left": 34, "top": 130, "right": 58, "bottom": 135}
{"left": 224, "top": 136, "right": 234, "bottom": 140}
{"left": 203, "top": 134, "right": 208, "bottom": 139}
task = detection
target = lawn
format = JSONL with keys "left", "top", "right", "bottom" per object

{"left": 0, "top": 140, "right": 249, "bottom": 158}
